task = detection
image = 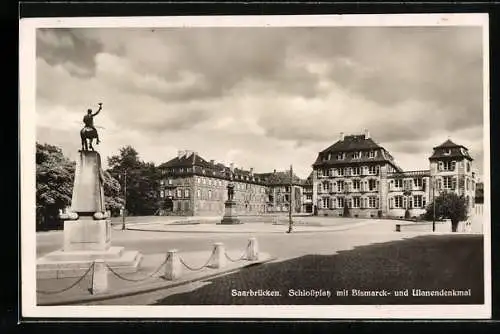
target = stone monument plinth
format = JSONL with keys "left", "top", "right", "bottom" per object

{"left": 219, "top": 183, "right": 242, "bottom": 225}
{"left": 37, "top": 150, "right": 142, "bottom": 279}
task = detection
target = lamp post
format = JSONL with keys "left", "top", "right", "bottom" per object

{"left": 121, "top": 170, "right": 127, "bottom": 231}
{"left": 432, "top": 176, "right": 436, "bottom": 232}
{"left": 287, "top": 164, "right": 294, "bottom": 233}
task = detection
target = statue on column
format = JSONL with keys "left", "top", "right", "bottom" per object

{"left": 227, "top": 183, "right": 235, "bottom": 201}
{"left": 80, "top": 102, "right": 103, "bottom": 151}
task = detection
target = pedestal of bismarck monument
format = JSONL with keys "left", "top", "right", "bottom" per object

{"left": 219, "top": 183, "right": 242, "bottom": 225}
{"left": 37, "top": 150, "right": 143, "bottom": 279}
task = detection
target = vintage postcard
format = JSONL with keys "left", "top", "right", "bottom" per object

{"left": 20, "top": 14, "right": 491, "bottom": 319}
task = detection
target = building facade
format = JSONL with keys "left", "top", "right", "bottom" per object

{"left": 312, "top": 131, "right": 476, "bottom": 219}
{"left": 157, "top": 150, "right": 306, "bottom": 216}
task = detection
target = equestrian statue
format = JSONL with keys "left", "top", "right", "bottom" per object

{"left": 80, "top": 102, "right": 102, "bottom": 151}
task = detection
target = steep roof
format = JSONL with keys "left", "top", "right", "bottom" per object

{"left": 304, "top": 171, "right": 313, "bottom": 185}
{"left": 320, "top": 135, "right": 381, "bottom": 153}
{"left": 433, "top": 139, "right": 463, "bottom": 149}
{"left": 159, "top": 151, "right": 306, "bottom": 185}
{"left": 313, "top": 134, "right": 401, "bottom": 171}
{"left": 159, "top": 151, "right": 212, "bottom": 169}
{"left": 429, "top": 139, "right": 472, "bottom": 161}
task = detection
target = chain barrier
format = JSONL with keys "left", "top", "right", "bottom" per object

{"left": 105, "top": 253, "right": 171, "bottom": 282}
{"left": 224, "top": 240, "right": 251, "bottom": 262}
{"left": 37, "top": 240, "right": 257, "bottom": 296}
{"left": 179, "top": 248, "right": 216, "bottom": 271}
{"left": 36, "top": 262, "right": 95, "bottom": 295}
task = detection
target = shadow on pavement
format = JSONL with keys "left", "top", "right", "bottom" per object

{"left": 154, "top": 234, "right": 484, "bottom": 305}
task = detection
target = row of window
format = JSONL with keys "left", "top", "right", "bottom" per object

{"left": 322, "top": 150, "right": 378, "bottom": 161}
{"left": 318, "top": 195, "right": 427, "bottom": 209}
{"left": 390, "top": 178, "right": 424, "bottom": 189}
{"left": 436, "top": 160, "right": 471, "bottom": 172}
{"left": 320, "top": 196, "right": 379, "bottom": 209}
{"left": 160, "top": 188, "right": 268, "bottom": 201}
{"left": 319, "top": 179, "right": 379, "bottom": 193}
{"left": 161, "top": 177, "right": 267, "bottom": 193}
{"left": 389, "top": 195, "right": 426, "bottom": 209}
{"left": 160, "top": 189, "right": 190, "bottom": 199}
{"left": 316, "top": 176, "right": 474, "bottom": 193}
{"left": 319, "top": 166, "right": 379, "bottom": 177}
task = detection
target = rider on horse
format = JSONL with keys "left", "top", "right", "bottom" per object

{"left": 83, "top": 103, "right": 102, "bottom": 144}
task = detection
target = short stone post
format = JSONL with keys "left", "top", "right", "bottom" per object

{"left": 209, "top": 242, "right": 226, "bottom": 269}
{"left": 91, "top": 259, "right": 108, "bottom": 295}
{"left": 164, "top": 249, "right": 182, "bottom": 280}
{"left": 246, "top": 237, "right": 259, "bottom": 261}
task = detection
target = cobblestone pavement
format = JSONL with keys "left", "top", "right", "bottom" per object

{"left": 152, "top": 234, "right": 484, "bottom": 305}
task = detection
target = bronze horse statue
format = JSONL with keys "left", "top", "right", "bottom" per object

{"left": 80, "top": 103, "right": 102, "bottom": 151}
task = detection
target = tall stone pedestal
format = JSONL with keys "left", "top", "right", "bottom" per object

{"left": 219, "top": 200, "right": 242, "bottom": 225}
{"left": 37, "top": 150, "right": 142, "bottom": 279}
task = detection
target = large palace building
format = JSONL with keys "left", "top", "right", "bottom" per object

{"left": 157, "top": 150, "right": 306, "bottom": 216}
{"left": 157, "top": 131, "right": 477, "bottom": 218}
{"left": 312, "top": 130, "right": 476, "bottom": 219}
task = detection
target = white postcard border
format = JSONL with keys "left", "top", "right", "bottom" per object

{"left": 20, "top": 13, "right": 491, "bottom": 319}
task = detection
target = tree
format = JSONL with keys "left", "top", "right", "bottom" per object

{"left": 36, "top": 143, "right": 75, "bottom": 230}
{"left": 36, "top": 142, "right": 124, "bottom": 229}
{"left": 102, "top": 170, "right": 124, "bottom": 216}
{"left": 107, "top": 146, "right": 161, "bottom": 216}
{"left": 424, "top": 192, "right": 468, "bottom": 232}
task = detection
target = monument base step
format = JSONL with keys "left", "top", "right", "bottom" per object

{"left": 218, "top": 217, "right": 242, "bottom": 225}
{"left": 37, "top": 250, "right": 143, "bottom": 279}
{"left": 41, "top": 246, "right": 125, "bottom": 262}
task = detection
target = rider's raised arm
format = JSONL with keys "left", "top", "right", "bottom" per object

{"left": 92, "top": 104, "right": 102, "bottom": 116}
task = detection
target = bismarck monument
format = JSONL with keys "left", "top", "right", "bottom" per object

{"left": 37, "top": 103, "right": 142, "bottom": 278}
{"left": 219, "top": 182, "right": 242, "bottom": 225}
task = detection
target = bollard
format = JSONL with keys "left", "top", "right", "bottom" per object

{"left": 246, "top": 237, "right": 259, "bottom": 261}
{"left": 164, "top": 249, "right": 182, "bottom": 280}
{"left": 209, "top": 242, "right": 226, "bottom": 269}
{"left": 91, "top": 259, "right": 108, "bottom": 295}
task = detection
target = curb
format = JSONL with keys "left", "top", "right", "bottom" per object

{"left": 124, "top": 221, "right": 378, "bottom": 234}
{"left": 38, "top": 255, "right": 277, "bottom": 306}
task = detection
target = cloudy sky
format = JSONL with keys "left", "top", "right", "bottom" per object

{"left": 35, "top": 26, "right": 485, "bottom": 179}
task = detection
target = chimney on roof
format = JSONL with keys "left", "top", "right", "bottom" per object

{"left": 230, "top": 163, "right": 234, "bottom": 172}
{"left": 340, "top": 132, "right": 345, "bottom": 141}
{"left": 250, "top": 167, "right": 254, "bottom": 175}
{"left": 364, "top": 129, "right": 370, "bottom": 139}
{"left": 273, "top": 169, "right": 276, "bottom": 174}
{"left": 210, "top": 159, "right": 215, "bottom": 165}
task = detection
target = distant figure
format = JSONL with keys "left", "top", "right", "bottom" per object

{"left": 80, "top": 103, "right": 102, "bottom": 151}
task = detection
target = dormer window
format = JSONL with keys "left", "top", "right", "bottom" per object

{"left": 337, "top": 153, "right": 345, "bottom": 160}
{"left": 369, "top": 151, "right": 375, "bottom": 158}
{"left": 353, "top": 152, "right": 360, "bottom": 159}
{"left": 444, "top": 149, "right": 451, "bottom": 155}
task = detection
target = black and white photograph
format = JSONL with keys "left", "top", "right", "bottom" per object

{"left": 20, "top": 14, "right": 490, "bottom": 319}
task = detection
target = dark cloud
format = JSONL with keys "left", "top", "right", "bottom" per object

{"left": 130, "top": 108, "right": 212, "bottom": 133}
{"left": 37, "top": 29, "right": 103, "bottom": 78}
